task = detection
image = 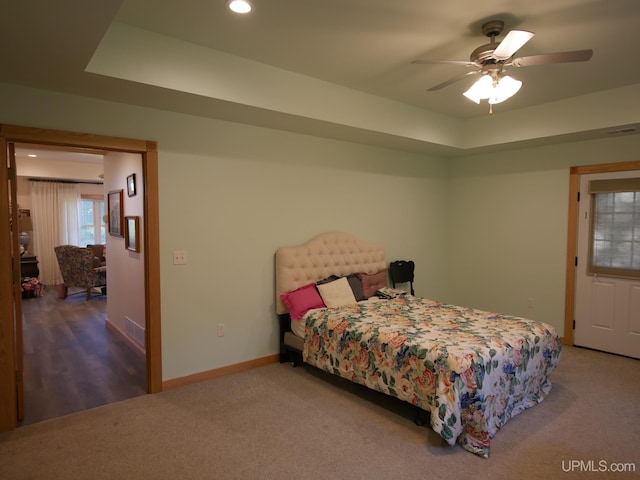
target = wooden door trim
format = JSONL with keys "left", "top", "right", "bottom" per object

{"left": 564, "top": 160, "right": 640, "bottom": 346}
{"left": 0, "top": 137, "right": 16, "bottom": 431}
{"left": 0, "top": 124, "right": 162, "bottom": 432}
{"left": 8, "top": 143, "right": 25, "bottom": 420}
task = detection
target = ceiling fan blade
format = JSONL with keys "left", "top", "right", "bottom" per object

{"left": 412, "top": 59, "right": 476, "bottom": 67}
{"left": 492, "top": 29, "right": 535, "bottom": 60}
{"left": 511, "top": 49, "right": 593, "bottom": 67}
{"left": 427, "top": 70, "right": 479, "bottom": 92}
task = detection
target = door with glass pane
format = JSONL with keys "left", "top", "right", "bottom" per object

{"left": 575, "top": 170, "right": 640, "bottom": 358}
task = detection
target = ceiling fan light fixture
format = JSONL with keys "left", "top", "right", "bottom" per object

{"left": 463, "top": 74, "right": 522, "bottom": 105}
{"left": 489, "top": 75, "right": 522, "bottom": 104}
{"left": 463, "top": 75, "right": 492, "bottom": 104}
{"left": 416, "top": 19, "right": 592, "bottom": 112}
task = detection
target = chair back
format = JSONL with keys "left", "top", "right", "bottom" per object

{"left": 389, "top": 260, "right": 415, "bottom": 295}
{"left": 86, "top": 244, "right": 106, "bottom": 267}
{"left": 54, "top": 245, "right": 106, "bottom": 290}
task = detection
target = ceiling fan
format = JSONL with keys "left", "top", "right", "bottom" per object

{"left": 412, "top": 20, "right": 593, "bottom": 110}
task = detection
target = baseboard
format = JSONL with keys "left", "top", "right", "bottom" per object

{"left": 162, "top": 354, "right": 280, "bottom": 391}
{"left": 105, "top": 318, "right": 146, "bottom": 360}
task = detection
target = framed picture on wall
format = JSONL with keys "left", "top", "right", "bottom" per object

{"left": 127, "top": 173, "right": 137, "bottom": 197}
{"left": 108, "top": 189, "right": 124, "bottom": 237}
{"left": 125, "top": 216, "right": 140, "bottom": 252}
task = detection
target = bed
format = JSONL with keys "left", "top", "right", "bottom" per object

{"left": 275, "top": 232, "right": 562, "bottom": 457}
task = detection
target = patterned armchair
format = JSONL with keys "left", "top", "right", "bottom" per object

{"left": 54, "top": 245, "right": 107, "bottom": 300}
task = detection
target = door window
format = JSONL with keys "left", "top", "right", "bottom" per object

{"left": 588, "top": 178, "right": 640, "bottom": 279}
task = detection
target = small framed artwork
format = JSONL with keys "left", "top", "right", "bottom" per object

{"left": 108, "top": 190, "right": 124, "bottom": 237}
{"left": 127, "top": 173, "right": 137, "bottom": 197}
{"left": 125, "top": 216, "right": 140, "bottom": 252}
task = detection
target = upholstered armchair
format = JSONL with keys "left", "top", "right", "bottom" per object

{"left": 54, "top": 245, "right": 107, "bottom": 300}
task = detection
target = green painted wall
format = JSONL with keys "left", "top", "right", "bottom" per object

{"left": 447, "top": 135, "right": 640, "bottom": 335}
{"left": 2, "top": 82, "right": 639, "bottom": 378}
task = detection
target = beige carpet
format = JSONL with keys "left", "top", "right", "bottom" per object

{"left": 1, "top": 346, "right": 638, "bottom": 480}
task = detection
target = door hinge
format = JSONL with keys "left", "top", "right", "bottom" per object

{"left": 573, "top": 319, "right": 576, "bottom": 330}
{"left": 7, "top": 166, "right": 16, "bottom": 180}
{"left": 575, "top": 256, "right": 578, "bottom": 266}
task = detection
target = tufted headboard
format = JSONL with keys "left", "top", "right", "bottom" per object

{"left": 275, "top": 232, "right": 387, "bottom": 315}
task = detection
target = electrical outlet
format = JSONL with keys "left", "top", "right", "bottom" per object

{"left": 527, "top": 297, "right": 535, "bottom": 309}
{"left": 217, "top": 324, "right": 225, "bottom": 337}
{"left": 173, "top": 250, "right": 187, "bottom": 265}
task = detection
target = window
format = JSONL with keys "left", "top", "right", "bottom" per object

{"left": 79, "top": 195, "right": 106, "bottom": 246}
{"left": 588, "top": 178, "right": 640, "bottom": 279}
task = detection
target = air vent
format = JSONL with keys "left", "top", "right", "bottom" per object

{"left": 602, "top": 126, "right": 638, "bottom": 136}
{"left": 125, "top": 316, "right": 145, "bottom": 348}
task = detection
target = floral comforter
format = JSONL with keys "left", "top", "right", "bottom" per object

{"left": 302, "top": 295, "right": 562, "bottom": 457}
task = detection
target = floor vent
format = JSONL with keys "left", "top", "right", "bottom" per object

{"left": 125, "top": 316, "right": 145, "bottom": 348}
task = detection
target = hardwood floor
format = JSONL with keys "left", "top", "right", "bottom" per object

{"left": 19, "top": 286, "right": 146, "bottom": 426}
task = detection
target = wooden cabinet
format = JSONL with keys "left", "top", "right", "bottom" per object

{"left": 20, "top": 255, "right": 39, "bottom": 278}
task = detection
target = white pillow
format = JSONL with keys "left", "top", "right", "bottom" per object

{"left": 316, "top": 277, "right": 357, "bottom": 308}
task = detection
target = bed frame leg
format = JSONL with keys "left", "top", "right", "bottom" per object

{"left": 280, "top": 348, "right": 303, "bottom": 367}
{"left": 289, "top": 350, "right": 302, "bottom": 367}
{"left": 414, "top": 408, "right": 426, "bottom": 426}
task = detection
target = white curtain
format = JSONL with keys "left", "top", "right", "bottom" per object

{"left": 30, "top": 181, "right": 81, "bottom": 285}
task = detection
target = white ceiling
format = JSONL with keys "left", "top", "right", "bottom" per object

{"left": 2, "top": 0, "right": 640, "bottom": 157}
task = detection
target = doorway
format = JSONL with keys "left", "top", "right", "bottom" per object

{"left": 0, "top": 124, "right": 162, "bottom": 432}
{"left": 564, "top": 160, "right": 640, "bottom": 357}
{"left": 16, "top": 147, "right": 145, "bottom": 425}
{"left": 574, "top": 170, "right": 640, "bottom": 358}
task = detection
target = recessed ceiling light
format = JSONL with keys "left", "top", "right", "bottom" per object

{"left": 27, "top": 154, "right": 37, "bottom": 158}
{"left": 227, "top": 0, "right": 253, "bottom": 14}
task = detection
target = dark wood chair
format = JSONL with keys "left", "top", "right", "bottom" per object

{"left": 389, "top": 260, "right": 415, "bottom": 295}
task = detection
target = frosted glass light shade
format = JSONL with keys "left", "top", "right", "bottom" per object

{"left": 463, "top": 74, "right": 522, "bottom": 104}
{"left": 463, "top": 75, "right": 493, "bottom": 104}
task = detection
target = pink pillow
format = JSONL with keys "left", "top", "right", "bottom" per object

{"left": 361, "top": 269, "right": 388, "bottom": 298}
{"left": 280, "top": 283, "right": 326, "bottom": 320}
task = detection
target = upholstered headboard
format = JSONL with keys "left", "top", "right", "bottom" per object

{"left": 275, "top": 232, "right": 387, "bottom": 315}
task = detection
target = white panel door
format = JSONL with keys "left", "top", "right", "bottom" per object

{"left": 575, "top": 171, "right": 640, "bottom": 359}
